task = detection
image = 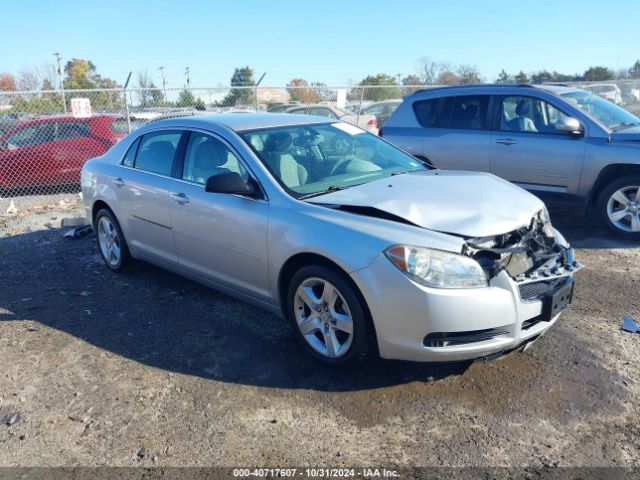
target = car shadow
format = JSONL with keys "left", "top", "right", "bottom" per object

{"left": 0, "top": 227, "right": 471, "bottom": 392}
{"left": 0, "top": 213, "right": 635, "bottom": 392}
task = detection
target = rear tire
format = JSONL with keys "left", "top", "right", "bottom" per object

{"left": 94, "top": 208, "right": 132, "bottom": 272}
{"left": 595, "top": 175, "right": 640, "bottom": 240}
{"left": 286, "top": 265, "right": 369, "bottom": 365}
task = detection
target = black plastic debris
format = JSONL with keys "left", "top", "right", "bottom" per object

{"left": 622, "top": 316, "right": 640, "bottom": 334}
{"left": 64, "top": 225, "right": 93, "bottom": 239}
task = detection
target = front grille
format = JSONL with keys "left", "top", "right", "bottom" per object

{"left": 423, "top": 326, "right": 510, "bottom": 348}
{"left": 518, "top": 279, "right": 561, "bottom": 300}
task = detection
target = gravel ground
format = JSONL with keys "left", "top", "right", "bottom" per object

{"left": 0, "top": 200, "right": 639, "bottom": 471}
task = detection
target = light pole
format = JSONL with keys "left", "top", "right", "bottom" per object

{"left": 158, "top": 66, "right": 167, "bottom": 103}
{"left": 185, "top": 67, "right": 191, "bottom": 91}
{"left": 54, "top": 52, "right": 66, "bottom": 112}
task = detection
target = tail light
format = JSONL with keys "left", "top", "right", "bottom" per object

{"left": 367, "top": 118, "right": 377, "bottom": 128}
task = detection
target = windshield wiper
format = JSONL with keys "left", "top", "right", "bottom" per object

{"left": 299, "top": 185, "right": 350, "bottom": 200}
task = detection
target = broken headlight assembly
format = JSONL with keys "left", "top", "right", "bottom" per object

{"left": 464, "top": 208, "right": 581, "bottom": 281}
{"left": 385, "top": 245, "right": 488, "bottom": 288}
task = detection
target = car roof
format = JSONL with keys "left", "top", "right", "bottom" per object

{"left": 19, "top": 113, "right": 121, "bottom": 124}
{"left": 146, "top": 113, "right": 331, "bottom": 132}
{"left": 406, "top": 83, "right": 583, "bottom": 98}
{"left": 285, "top": 104, "right": 338, "bottom": 110}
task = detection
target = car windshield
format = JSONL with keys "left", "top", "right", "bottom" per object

{"left": 241, "top": 122, "right": 426, "bottom": 198}
{"left": 561, "top": 91, "right": 640, "bottom": 130}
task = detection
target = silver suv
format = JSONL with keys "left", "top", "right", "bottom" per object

{"left": 381, "top": 84, "right": 640, "bottom": 238}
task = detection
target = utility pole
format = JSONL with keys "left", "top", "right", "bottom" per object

{"left": 255, "top": 72, "right": 266, "bottom": 112}
{"left": 158, "top": 66, "right": 167, "bottom": 103}
{"left": 185, "top": 67, "right": 191, "bottom": 91}
{"left": 54, "top": 52, "right": 66, "bottom": 113}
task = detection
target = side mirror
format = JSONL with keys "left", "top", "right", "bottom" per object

{"left": 554, "top": 117, "right": 582, "bottom": 135}
{"left": 205, "top": 172, "right": 257, "bottom": 197}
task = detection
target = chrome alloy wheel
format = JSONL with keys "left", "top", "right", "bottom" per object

{"left": 97, "top": 216, "right": 122, "bottom": 267}
{"left": 293, "top": 277, "right": 354, "bottom": 359}
{"left": 607, "top": 186, "right": 640, "bottom": 233}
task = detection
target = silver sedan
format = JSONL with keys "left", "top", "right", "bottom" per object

{"left": 81, "top": 114, "right": 582, "bottom": 364}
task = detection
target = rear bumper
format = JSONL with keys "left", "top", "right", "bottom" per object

{"left": 350, "top": 254, "right": 575, "bottom": 362}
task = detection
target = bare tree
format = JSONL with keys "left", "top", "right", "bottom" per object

{"left": 137, "top": 69, "right": 154, "bottom": 106}
{"left": 37, "top": 63, "right": 59, "bottom": 90}
{"left": 416, "top": 57, "right": 441, "bottom": 84}
{"left": 457, "top": 64, "right": 482, "bottom": 84}
{"left": 416, "top": 57, "right": 458, "bottom": 85}
{"left": 17, "top": 69, "right": 40, "bottom": 91}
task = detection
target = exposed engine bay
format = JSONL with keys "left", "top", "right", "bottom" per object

{"left": 463, "top": 210, "right": 583, "bottom": 283}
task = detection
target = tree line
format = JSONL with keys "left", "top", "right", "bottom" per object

{"left": 2, "top": 57, "right": 640, "bottom": 112}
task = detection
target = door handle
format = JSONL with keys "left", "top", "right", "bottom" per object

{"left": 113, "top": 177, "right": 124, "bottom": 187}
{"left": 496, "top": 138, "right": 517, "bottom": 145}
{"left": 170, "top": 192, "right": 190, "bottom": 205}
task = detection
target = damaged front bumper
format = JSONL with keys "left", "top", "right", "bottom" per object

{"left": 349, "top": 218, "right": 583, "bottom": 363}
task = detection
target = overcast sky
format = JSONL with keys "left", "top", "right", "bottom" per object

{"left": 1, "top": 0, "right": 638, "bottom": 87}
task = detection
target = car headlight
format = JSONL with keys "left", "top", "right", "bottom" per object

{"left": 384, "top": 245, "right": 488, "bottom": 288}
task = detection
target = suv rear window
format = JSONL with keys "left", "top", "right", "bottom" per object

{"left": 413, "top": 99, "right": 439, "bottom": 127}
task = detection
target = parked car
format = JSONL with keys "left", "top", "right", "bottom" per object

{"left": 81, "top": 113, "right": 581, "bottom": 365}
{"left": 0, "top": 114, "right": 145, "bottom": 191}
{"left": 582, "top": 83, "right": 623, "bottom": 104}
{"left": 360, "top": 100, "right": 402, "bottom": 127}
{"left": 283, "top": 104, "right": 378, "bottom": 132}
{"left": 381, "top": 84, "right": 640, "bottom": 238}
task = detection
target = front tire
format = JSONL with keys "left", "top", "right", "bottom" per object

{"left": 286, "top": 265, "right": 369, "bottom": 365}
{"left": 94, "top": 208, "right": 132, "bottom": 272}
{"left": 595, "top": 175, "right": 640, "bottom": 239}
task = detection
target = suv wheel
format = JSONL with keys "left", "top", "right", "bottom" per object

{"left": 286, "top": 265, "right": 369, "bottom": 365}
{"left": 596, "top": 176, "right": 640, "bottom": 239}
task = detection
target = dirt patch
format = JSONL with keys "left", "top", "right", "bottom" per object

{"left": 0, "top": 205, "right": 639, "bottom": 467}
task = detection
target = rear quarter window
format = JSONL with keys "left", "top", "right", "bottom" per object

{"left": 413, "top": 99, "right": 439, "bottom": 127}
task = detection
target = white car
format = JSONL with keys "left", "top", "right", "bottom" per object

{"left": 583, "top": 83, "right": 623, "bottom": 104}
{"left": 284, "top": 104, "right": 378, "bottom": 133}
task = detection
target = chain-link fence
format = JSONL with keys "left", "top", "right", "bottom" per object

{"left": 2, "top": 80, "right": 640, "bottom": 213}
{"left": 0, "top": 84, "right": 420, "bottom": 212}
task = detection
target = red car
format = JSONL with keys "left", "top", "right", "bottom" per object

{"left": 0, "top": 114, "right": 133, "bottom": 190}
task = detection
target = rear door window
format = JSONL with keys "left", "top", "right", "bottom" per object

{"left": 450, "top": 95, "right": 490, "bottom": 130}
{"left": 56, "top": 121, "right": 91, "bottom": 141}
{"left": 412, "top": 97, "right": 453, "bottom": 128}
{"left": 134, "top": 131, "right": 182, "bottom": 176}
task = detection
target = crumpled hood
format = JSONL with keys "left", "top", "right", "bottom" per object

{"left": 611, "top": 125, "right": 640, "bottom": 141}
{"left": 310, "top": 170, "right": 545, "bottom": 237}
